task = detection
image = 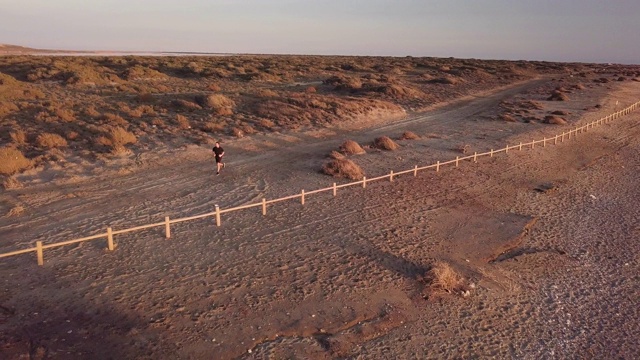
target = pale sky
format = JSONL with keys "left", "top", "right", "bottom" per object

{"left": 2, "top": 0, "right": 639, "bottom": 64}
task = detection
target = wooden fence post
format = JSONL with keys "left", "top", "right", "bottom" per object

{"left": 262, "top": 198, "right": 267, "bottom": 215}
{"left": 554, "top": 135, "right": 558, "bottom": 145}
{"left": 519, "top": 142, "right": 523, "bottom": 150}
{"left": 301, "top": 190, "right": 305, "bottom": 205}
{"left": 390, "top": 170, "right": 394, "bottom": 182}
{"left": 362, "top": 176, "right": 366, "bottom": 188}
{"left": 107, "top": 227, "right": 114, "bottom": 251}
{"left": 505, "top": 146, "right": 509, "bottom": 154}
{"left": 455, "top": 156, "right": 459, "bottom": 167}
{"left": 333, "top": 183, "right": 337, "bottom": 196}
{"left": 414, "top": 165, "right": 418, "bottom": 177}
{"left": 215, "top": 205, "right": 221, "bottom": 227}
{"left": 531, "top": 140, "right": 535, "bottom": 149}
{"left": 473, "top": 152, "right": 477, "bottom": 163}
{"left": 543, "top": 138, "right": 546, "bottom": 147}
{"left": 436, "top": 161, "right": 440, "bottom": 172}
{"left": 165, "top": 216, "right": 171, "bottom": 239}
{"left": 490, "top": 149, "right": 494, "bottom": 157}
{"left": 36, "top": 241, "right": 44, "bottom": 266}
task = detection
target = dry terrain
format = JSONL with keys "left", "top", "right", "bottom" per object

{"left": 1, "top": 52, "right": 640, "bottom": 359}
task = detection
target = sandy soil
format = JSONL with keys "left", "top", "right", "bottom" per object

{"left": 1, "top": 76, "right": 639, "bottom": 359}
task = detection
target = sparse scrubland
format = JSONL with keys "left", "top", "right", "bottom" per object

{"left": 3, "top": 54, "right": 634, "bottom": 179}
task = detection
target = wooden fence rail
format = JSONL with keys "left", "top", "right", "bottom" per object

{"left": 1, "top": 100, "right": 639, "bottom": 265}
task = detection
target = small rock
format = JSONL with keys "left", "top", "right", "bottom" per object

{"left": 590, "top": 194, "right": 597, "bottom": 199}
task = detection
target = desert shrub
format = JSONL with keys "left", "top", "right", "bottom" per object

{"left": 305, "top": 86, "right": 317, "bottom": 93}
{"left": 85, "top": 106, "right": 101, "bottom": 118}
{"left": 101, "top": 113, "right": 129, "bottom": 126}
{"left": 195, "top": 94, "right": 235, "bottom": 116}
{"left": 201, "top": 122, "right": 225, "bottom": 133}
{"left": 175, "top": 114, "right": 190, "bottom": 129}
{"left": 455, "top": 144, "right": 471, "bottom": 154}
{"left": 2, "top": 176, "right": 23, "bottom": 189}
{"left": 253, "top": 89, "right": 279, "bottom": 97}
{"left": 328, "top": 150, "right": 345, "bottom": 160}
{"left": 426, "top": 262, "right": 465, "bottom": 294}
{"left": 110, "top": 126, "right": 137, "bottom": 145}
{"left": 208, "top": 83, "right": 222, "bottom": 92}
{"left": 231, "top": 127, "right": 244, "bottom": 138}
{"left": 0, "top": 102, "right": 20, "bottom": 117}
{"left": 171, "top": 99, "right": 202, "bottom": 111}
{"left": 429, "top": 76, "right": 458, "bottom": 85}
{"left": 373, "top": 136, "right": 398, "bottom": 150}
{"left": 10, "top": 130, "right": 27, "bottom": 145}
{"left": 36, "top": 133, "right": 68, "bottom": 148}
{"left": 321, "top": 158, "right": 364, "bottom": 180}
{"left": 499, "top": 114, "right": 517, "bottom": 122}
{"left": 399, "top": 131, "right": 419, "bottom": 140}
{"left": 547, "top": 90, "right": 569, "bottom": 101}
{"left": 551, "top": 110, "right": 570, "bottom": 115}
{"left": 54, "top": 108, "right": 76, "bottom": 122}
{"left": 543, "top": 115, "right": 567, "bottom": 125}
{"left": 0, "top": 147, "right": 33, "bottom": 175}
{"left": 339, "top": 140, "right": 366, "bottom": 155}
{"left": 257, "top": 118, "right": 276, "bottom": 130}
{"left": 65, "top": 131, "right": 79, "bottom": 140}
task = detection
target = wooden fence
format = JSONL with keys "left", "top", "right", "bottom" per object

{"left": 2, "top": 101, "right": 639, "bottom": 266}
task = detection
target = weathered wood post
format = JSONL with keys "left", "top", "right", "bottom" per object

{"left": 333, "top": 183, "right": 337, "bottom": 196}
{"left": 390, "top": 170, "right": 394, "bottom": 182}
{"left": 414, "top": 165, "right": 418, "bottom": 177}
{"left": 519, "top": 142, "right": 523, "bottom": 150}
{"left": 215, "top": 205, "right": 221, "bottom": 227}
{"left": 165, "top": 216, "right": 171, "bottom": 239}
{"left": 455, "top": 156, "right": 460, "bottom": 167}
{"left": 362, "top": 176, "right": 366, "bottom": 188}
{"left": 436, "top": 161, "right": 440, "bottom": 172}
{"left": 107, "top": 227, "right": 114, "bottom": 251}
{"left": 473, "top": 152, "right": 477, "bottom": 163}
{"left": 36, "top": 241, "right": 44, "bottom": 266}
{"left": 301, "top": 190, "right": 305, "bottom": 205}
{"left": 490, "top": 149, "right": 494, "bottom": 157}
{"left": 262, "top": 198, "right": 267, "bottom": 215}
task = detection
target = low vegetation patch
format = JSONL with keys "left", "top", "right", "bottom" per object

{"left": 543, "top": 115, "right": 567, "bottom": 125}
{"left": 424, "top": 261, "right": 465, "bottom": 295}
{"left": 339, "top": 140, "right": 366, "bottom": 155}
{"left": 373, "top": 136, "right": 398, "bottom": 150}
{"left": 399, "top": 131, "right": 419, "bottom": 140}
{"left": 321, "top": 158, "right": 364, "bottom": 180}
{"left": 36, "top": 133, "right": 67, "bottom": 149}
{"left": 0, "top": 147, "right": 33, "bottom": 175}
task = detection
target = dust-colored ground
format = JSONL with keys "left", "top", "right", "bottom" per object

{"left": 1, "top": 59, "right": 640, "bottom": 359}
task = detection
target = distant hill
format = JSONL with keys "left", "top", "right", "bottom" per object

{"left": 0, "top": 43, "right": 66, "bottom": 54}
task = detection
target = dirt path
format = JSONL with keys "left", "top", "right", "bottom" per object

{"left": 1, "top": 77, "right": 639, "bottom": 359}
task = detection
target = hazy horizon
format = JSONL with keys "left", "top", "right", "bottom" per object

{"left": 2, "top": 0, "right": 639, "bottom": 65}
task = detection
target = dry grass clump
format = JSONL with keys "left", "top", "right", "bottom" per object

{"left": 36, "top": 133, "right": 68, "bottom": 148}
{"left": 328, "top": 150, "right": 346, "bottom": 160}
{"left": 171, "top": 99, "right": 202, "bottom": 111}
{"left": 547, "top": 90, "right": 569, "bottom": 101}
{"left": 2, "top": 176, "right": 23, "bottom": 190}
{"left": 195, "top": 94, "right": 235, "bottom": 115}
{"left": 0, "top": 147, "right": 33, "bottom": 175}
{"left": 339, "top": 140, "right": 366, "bottom": 155}
{"left": 425, "top": 261, "right": 465, "bottom": 294}
{"left": 175, "top": 114, "right": 190, "bottom": 129}
{"left": 110, "top": 127, "right": 137, "bottom": 145}
{"left": 373, "top": 136, "right": 398, "bottom": 150}
{"left": 7, "top": 205, "right": 25, "bottom": 217}
{"left": 456, "top": 144, "right": 471, "bottom": 154}
{"left": 398, "top": 131, "right": 420, "bottom": 140}
{"left": 10, "top": 130, "right": 27, "bottom": 145}
{"left": 543, "top": 115, "right": 567, "bottom": 125}
{"left": 551, "top": 110, "right": 570, "bottom": 115}
{"left": 499, "top": 114, "right": 517, "bottom": 122}
{"left": 321, "top": 158, "right": 364, "bottom": 180}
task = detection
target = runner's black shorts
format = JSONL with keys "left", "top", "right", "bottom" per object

{"left": 215, "top": 156, "right": 223, "bottom": 163}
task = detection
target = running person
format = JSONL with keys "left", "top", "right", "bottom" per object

{"left": 212, "top": 142, "right": 225, "bottom": 175}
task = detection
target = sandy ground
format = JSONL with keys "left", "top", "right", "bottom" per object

{"left": 1, "top": 76, "right": 639, "bottom": 359}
